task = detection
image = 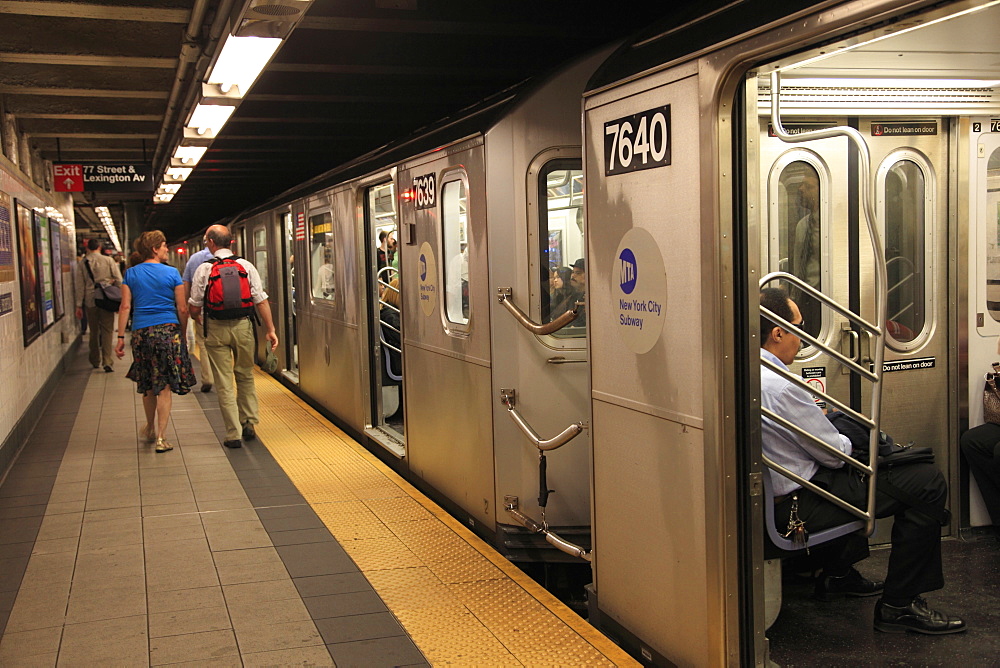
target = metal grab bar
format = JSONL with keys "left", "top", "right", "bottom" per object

{"left": 500, "top": 388, "right": 584, "bottom": 451}
{"left": 497, "top": 287, "right": 582, "bottom": 336}
{"left": 766, "top": 71, "right": 887, "bottom": 536}
{"left": 504, "top": 498, "right": 591, "bottom": 562}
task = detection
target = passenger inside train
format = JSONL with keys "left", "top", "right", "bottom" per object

{"left": 760, "top": 286, "right": 966, "bottom": 635}
{"left": 549, "top": 266, "right": 579, "bottom": 320}
{"left": 960, "top": 423, "right": 1000, "bottom": 535}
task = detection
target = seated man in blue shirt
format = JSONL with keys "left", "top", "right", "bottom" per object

{"left": 760, "top": 286, "right": 965, "bottom": 635}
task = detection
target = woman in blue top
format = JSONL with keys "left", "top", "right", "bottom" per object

{"left": 114, "top": 230, "right": 196, "bottom": 452}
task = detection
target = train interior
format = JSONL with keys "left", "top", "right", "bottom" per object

{"left": 752, "top": 1, "right": 1000, "bottom": 663}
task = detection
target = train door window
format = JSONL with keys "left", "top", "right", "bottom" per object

{"left": 877, "top": 151, "right": 933, "bottom": 348}
{"left": 282, "top": 212, "right": 299, "bottom": 378}
{"left": 769, "top": 154, "right": 828, "bottom": 346}
{"left": 309, "top": 210, "right": 335, "bottom": 302}
{"left": 253, "top": 225, "right": 269, "bottom": 293}
{"left": 986, "top": 147, "right": 1000, "bottom": 323}
{"left": 440, "top": 175, "right": 470, "bottom": 327}
{"left": 538, "top": 160, "right": 585, "bottom": 338}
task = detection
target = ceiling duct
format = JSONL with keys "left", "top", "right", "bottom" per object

{"left": 231, "top": 0, "right": 313, "bottom": 39}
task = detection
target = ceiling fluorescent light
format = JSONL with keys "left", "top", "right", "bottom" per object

{"left": 206, "top": 34, "right": 281, "bottom": 97}
{"left": 173, "top": 145, "right": 208, "bottom": 165}
{"left": 186, "top": 104, "right": 235, "bottom": 135}
{"left": 165, "top": 166, "right": 193, "bottom": 182}
{"left": 783, "top": 77, "right": 1000, "bottom": 89}
{"left": 153, "top": 194, "right": 174, "bottom": 204}
{"left": 159, "top": 183, "right": 181, "bottom": 194}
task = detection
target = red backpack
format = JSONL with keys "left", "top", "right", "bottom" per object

{"left": 203, "top": 256, "right": 254, "bottom": 331}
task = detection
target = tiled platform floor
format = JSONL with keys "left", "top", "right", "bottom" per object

{"left": 1, "top": 341, "right": 637, "bottom": 667}
{"left": 0, "top": 345, "right": 424, "bottom": 667}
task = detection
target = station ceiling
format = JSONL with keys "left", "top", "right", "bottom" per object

{"left": 0, "top": 0, "right": 668, "bottom": 242}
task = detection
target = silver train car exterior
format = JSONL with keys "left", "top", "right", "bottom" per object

{"left": 582, "top": 0, "right": 1000, "bottom": 664}
{"left": 175, "top": 48, "right": 609, "bottom": 577}
{"left": 170, "top": 0, "right": 1000, "bottom": 663}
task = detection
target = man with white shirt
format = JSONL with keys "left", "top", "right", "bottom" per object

{"left": 188, "top": 225, "right": 278, "bottom": 449}
{"left": 760, "top": 286, "right": 964, "bottom": 635}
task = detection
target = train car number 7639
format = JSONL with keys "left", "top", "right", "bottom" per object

{"left": 604, "top": 105, "right": 671, "bottom": 176}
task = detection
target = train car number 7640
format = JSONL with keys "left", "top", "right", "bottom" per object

{"left": 603, "top": 105, "right": 671, "bottom": 176}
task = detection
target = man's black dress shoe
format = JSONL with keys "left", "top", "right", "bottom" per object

{"left": 103, "top": 365, "right": 113, "bottom": 373}
{"left": 242, "top": 423, "right": 256, "bottom": 441}
{"left": 814, "top": 567, "right": 884, "bottom": 601}
{"left": 201, "top": 383, "right": 212, "bottom": 393}
{"left": 223, "top": 439, "right": 242, "bottom": 449}
{"left": 874, "top": 596, "right": 966, "bottom": 634}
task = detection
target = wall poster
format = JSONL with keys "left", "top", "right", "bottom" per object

{"left": 0, "top": 191, "right": 13, "bottom": 283}
{"left": 35, "top": 211, "right": 55, "bottom": 329}
{"left": 15, "top": 201, "right": 40, "bottom": 345}
{"left": 49, "top": 218, "right": 64, "bottom": 321}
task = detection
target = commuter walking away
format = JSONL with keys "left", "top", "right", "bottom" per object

{"left": 75, "top": 238, "right": 123, "bottom": 372}
{"left": 182, "top": 236, "right": 216, "bottom": 393}
{"left": 188, "top": 225, "right": 278, "bottom": 449}
{"left": 115, "top": 231, "right": 196, "bottom": 453}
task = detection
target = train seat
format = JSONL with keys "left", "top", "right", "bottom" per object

{"left": 762, "top": 470, "right": 866, "bottom": 629}
{"left": 762, "top": 470, "right": 865, "bottom": 556}
{"left": 383, "top": 345, "right": 402, "bottom": 382}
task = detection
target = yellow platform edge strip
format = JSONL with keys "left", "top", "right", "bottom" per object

{"left": 251, "top": 367, "right": 639, "bottom": 667}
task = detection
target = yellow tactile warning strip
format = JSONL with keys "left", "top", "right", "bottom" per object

{"left": 250, "top": 368, "right": 639, "bottom": 667}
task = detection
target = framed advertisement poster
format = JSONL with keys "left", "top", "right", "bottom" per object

{"left": 35, "top": 211, "right": 55, "bottom": 329}
{"left": 0, "top": 191, "right": 14, "bottom": 283}
{"left": 15, "top": 201, "right": 41, "bottom": 345}
{"left": 49, "top": 218, "right": 64, "bottom": 321}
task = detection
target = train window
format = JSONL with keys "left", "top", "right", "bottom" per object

{"left": 879, "top": 154, "right": 931, "bottom": 346}
{"left": 987, "top": 148, "right": 1000, "bottom": 323}
{"left": 538, "top": 161, "right": 585, "bottom": 338}
{"left": 368, "top": 182, "right": 397, "bottom": 276}
{"left": 441, "top": 177, "right": 469, "bottom": 326}
{"left": 253, "top": 225, "right": 268, "bottom": 293}
{"left": 773, "top": 159, "right": 825, "bottom": 342}
{"left": 309, "top": 211, "right": 335, "bottom": 301}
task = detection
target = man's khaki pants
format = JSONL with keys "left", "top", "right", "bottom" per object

{"left": 204, "top": 318, "right": 258, "bottom": 441}
{"left": 193, "top": 323, "right": 214, "bottom": 385}
{"left": 86, "top": 305, "right": 116, "bottom": 369}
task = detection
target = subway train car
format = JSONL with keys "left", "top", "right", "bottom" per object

{"left": 582, "top": 0, "right": 1000, "bottom": 664}
{"left": 178, "top": 46, "right": 610, "bottom": 595}
{"left": 172, "top": 0, "right": 1000, "bottom": 664}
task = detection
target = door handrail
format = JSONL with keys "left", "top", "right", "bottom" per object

{"left": 500, "top": 388, "right": 585, "bottom": 452}
{"left": 766, "top": 70, "right": 887, "bottom": 536}
{"left": 497, "top": 287, "right": 582, "bottom": 336}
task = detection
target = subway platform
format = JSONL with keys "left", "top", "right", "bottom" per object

{"left": 0, "top": 341, "right": 636, "bottom": 667}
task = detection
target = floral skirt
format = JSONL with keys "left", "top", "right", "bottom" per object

{"left": 126, "top": 323, "right": 196, "bottom": 395}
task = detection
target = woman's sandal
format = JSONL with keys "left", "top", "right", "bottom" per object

{"left": 140, "top": 424, "right": 156, "bottom": 443}
{"left": 154, "top": 438, "right": 173, "bottom": 453}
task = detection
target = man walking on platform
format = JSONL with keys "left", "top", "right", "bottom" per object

{"left": 188, "top": 225, "right": 278, "bottom": 449}
{"left": 182, "top": 239, "right": 216, "bottom": 393}
{"left": 75, "top": 238, "right": 122, "bottom": 372}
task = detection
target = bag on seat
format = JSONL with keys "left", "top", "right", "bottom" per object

{"left": 984, "top": 362, "right": 1000, "bottom": 424}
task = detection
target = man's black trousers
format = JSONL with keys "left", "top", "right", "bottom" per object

{"left": 960, "top": 423, "right": 1000, "bottom": 526}
{"left": 773, "top": 461, "right": 946, "bottom": 600}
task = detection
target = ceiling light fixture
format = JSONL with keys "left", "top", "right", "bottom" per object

{"left": 206, "top": 34, "right": 282, "bottom": 97}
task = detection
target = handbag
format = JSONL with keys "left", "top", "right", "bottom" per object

{"left": 84, "top": 259, "right": 122, "bottom": 313}
{"left": 984, "top": 362, "right": 1000, "bottom": 424}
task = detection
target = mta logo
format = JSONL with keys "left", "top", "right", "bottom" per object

{"left": 619, "top": 248, "right": 637, "bottom": 294}
{"left": 419, "top": 254, "right": 427, "bottom": 281}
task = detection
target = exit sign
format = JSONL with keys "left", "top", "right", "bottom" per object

{"left": 53, "top": 164, "right": 83, "bottom": 192}
{"left": 52, "top": 162, "right": 153, "bottom": 192}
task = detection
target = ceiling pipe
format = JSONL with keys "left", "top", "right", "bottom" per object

{"left": 151, "top": 0, "right": 238, "bottom": 181}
